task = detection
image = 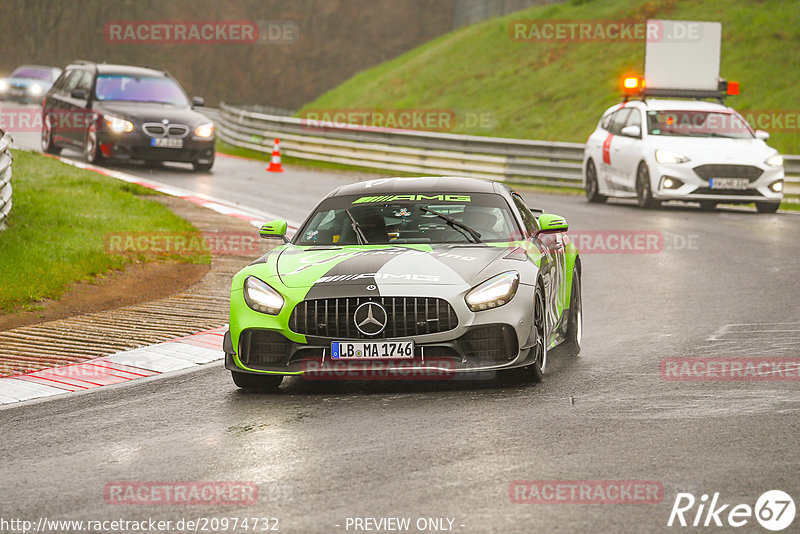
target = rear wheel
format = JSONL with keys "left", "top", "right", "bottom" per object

{"left": 231, "top": 369, "right": 283, "bottom": 392}
{"left": 41, "top": 117, "right": 61, "bottom": 155}
{"left": 636, "top": 163, "right": 660, "bottom": 209}
{"left": 756, "top": 202, "right": 779, "bottom": 214}
{"left": 585, "top": 159, "right": 607, "bottom": 203}
{"left": 84, "top": 124, "right": 104, "bottom": 164}
{"left": 562, "top": 267, "right": 582, "bottom": 357}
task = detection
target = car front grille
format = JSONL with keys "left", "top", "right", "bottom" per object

{"left": 289, "top": 297, "right": 458, "bottom": 339}
{"left": 143, "top": 123, "right": 189, "bottom": 138}
{"left": 238, "top": 329, "right": 292, "bottom": 367}
{"left": 690, "top": 188, "right": 764, "bottom": 197}
{"left": 693, "top": 164, "right": 763, "bottom": 181}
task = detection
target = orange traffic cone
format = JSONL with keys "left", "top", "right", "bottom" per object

{"left": 267, "top": 138, "right": 284, "bottom": 172}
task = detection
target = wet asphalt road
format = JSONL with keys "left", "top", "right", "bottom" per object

{"left": 2, "top": 133, "right": 800, "bottom": 533}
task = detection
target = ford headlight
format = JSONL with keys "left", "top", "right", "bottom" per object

{"left": 465, "top": 271, "right": 519, "bottom": 312}
{"left": 105, "top": 114, "right": 134, "bottom": 133}
{"left": 243, "top": 276, "right": 284, "bottom": 315}
{"left": 765, "top": 154, "right": 783, "bottom": 167}
{"left": 194, "top": 122, "right": 214, "bottom": 138}
{"left": 655, "top": 148, "right": 690, "bottom": 164}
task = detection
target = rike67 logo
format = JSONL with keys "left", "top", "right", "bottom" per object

{"left": 668, "top": 490, "right": 795, "bottom": 531}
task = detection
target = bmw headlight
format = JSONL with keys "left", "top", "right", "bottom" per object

{"left": 194, "top": 122, "right": 214, "bottom": 138}
{"left": 104, "top": 114, "right": 134, "bottom": 133}
{"left": 465, "top": 271, "right": 519, "bottom": 312}
{"left": 655, "top": 148, "right": 690, "bottom": 164}
{"left": 243, "top": 276, "right": 284, "bottom": 315}
{"left": 765, "top": 154, "right": 783, "bottom": 167}
{"left": 28, "top": 83, "right": 43, "bottom": 96}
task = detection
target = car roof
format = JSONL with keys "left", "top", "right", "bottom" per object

{"left": 330, "top": 176, "right": 507, "bottom": 197}
{"left": 13, "top": 65, "right": 60, "bottom": 72}
{"left": 67, "top": 62, "right": 168, "bottom": 78}
{"left": 608, "top": 99, "right": 733, "bottom": 114}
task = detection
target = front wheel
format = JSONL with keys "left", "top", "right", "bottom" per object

{"left": 516, "top": 283, "right": 547, "bottom": 382}
{"left": 562, "top": 267, "right": 582, "bottom": 357}
{"left": 231, "top": 369, "right": 283, "bottom": 392}
{"left": 756, "top": 202, "right": 780, "bottom": 214}
{"left": 585, "top": 159, "right": 607, "bottom": 203}
{"left": 84, "top": 124, "right": 104, "bottom": 164}
{"left": 41, "top": 116, "right": 61, "bottom": 155}
{"left": 636, "top": 163, "right": 660, "bottom": 209}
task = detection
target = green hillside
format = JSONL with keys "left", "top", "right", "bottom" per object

{"left": 301, "top": 0, "right": 800, "bottom": 154}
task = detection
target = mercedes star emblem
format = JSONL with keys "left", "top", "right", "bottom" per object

{"left": 354, "top": 301, "right": 387, "bottom": 336}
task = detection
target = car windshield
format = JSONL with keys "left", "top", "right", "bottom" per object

{"left": 647, "top": 110, "right": 753, "bottom": 139}
{"left": 295, "top": 193, "right": 522, "bottom": 246}
{"left": 11, "top": 67, "right": 54, "bottom": 80}
{"left": 94, "top": 74, "right": 189, "bottom": 105}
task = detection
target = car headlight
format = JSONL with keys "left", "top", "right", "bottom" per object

{"left": 28, "top": 83, "right": 43, "bottom": 96}
{"left": 194, "top": 122, "right": 214, "bottom": 138}
{"left": 465, "top": 271, "right": 519, "bottom": 312}
{"left": 105, "top": 114, "right": 134, "bottom": 133}
{"left": 655, "top": 148, "right": 690, "bottom": 164}
{"left": 0, "top": 80, "right": 8, "bottom": 92}
{"left": 765, "top": 154, "right": 783, "bottom": 167}
{"left": 243, "top": 276, "right": 284, "bottom": 315}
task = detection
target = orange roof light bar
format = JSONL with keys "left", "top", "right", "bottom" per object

{"left": 726, "top": 81, "right": 740, "bottom": 96}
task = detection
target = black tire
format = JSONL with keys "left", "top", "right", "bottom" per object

{"left": 84, "top": 124, "right": 104, "bottom": 164}
{"left": 231, "top": 369, "right": 283, "bottom": 392}
{"left": 699, "top": 201, "right": 717, "bottom": 211}
{"left": 584, "top": 159, "right": 607, "bottom": 203}
{"left": 562, "top": 266, "right": 582, "bottom": 357}
{"left": 517, "top": 282, "right": 547, "bottom": 383}
{"left": 636, "top": 163, "right": 661, "bottom": 209}
{"left": 41, "top": 116, "right": 61, "bottom": 155}
{"left": 193, "top": 152, "right": 214, "bottom": 172}
{"left": 756, "top": 202, "right": 779, "bottom": 214}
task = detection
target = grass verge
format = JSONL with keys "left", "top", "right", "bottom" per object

{"left": 0, "top": 151, "right": 208, "bottom": 313}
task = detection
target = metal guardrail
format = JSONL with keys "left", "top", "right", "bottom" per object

{"left": 215, "top": 103, "right": 800, "bottom": 194}
{"left": 0, "top": 130, "right": 13, "bottom": 230}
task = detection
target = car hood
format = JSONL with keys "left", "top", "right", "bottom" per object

{"left": 274, "top": 244, "right": 510, "bottom": 289}
{"left": 5, "top": 77, "right": 48, "bottom": 88}
{"left": 648, "top": 136, "right": 776, "bottom": 163}
{"left": 94, "top": 102, "right": 209, "bottom": 126}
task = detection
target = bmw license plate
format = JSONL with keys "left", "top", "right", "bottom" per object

{"left": 331, "top": 341, "right": 414, "bottom": 360}
{"left": 709, "top": 178, "right": 749, "bottom": 190}
{"left": 151, "top": 137, "right": 183, "bottom": 149}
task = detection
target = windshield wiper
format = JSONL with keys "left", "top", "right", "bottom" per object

{"left": 344, "top": 208, "right": 369, "bottom": 245}
{"left": 420, "top": 206, "right": 481, "bottom": 243}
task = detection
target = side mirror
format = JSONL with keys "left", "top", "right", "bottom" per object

{"left": 535, "top": 213, "right": 568, "bottom": 236}
{"left": 259, "top": 219, "right": 288, "bottom": 242}
{"left": 755, "top": 129, "right": 770, "bottom": 140}
{"left": 70, "top": 88, "right": 88, "bottom": 100}
{"left": 620, "top": 125, "right": 641, "bottom": 138}
{"left": 192, "top": 96, "right": 205, "bottom": 107}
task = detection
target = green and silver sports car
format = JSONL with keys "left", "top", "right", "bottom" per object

{"left": 224, "top": 177, "right": 582, "bottom": 390}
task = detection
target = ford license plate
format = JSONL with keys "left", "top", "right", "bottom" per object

{"left": 331, "top": 341, "right": 414, "bottom": 360}
{"left": 151, "top": 137, "right": 183, "bottom": 149}
{"left": 709, "top": 178, "right": 749, "bottom": 190}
